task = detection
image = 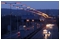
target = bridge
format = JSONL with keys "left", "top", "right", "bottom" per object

{"left": 1, "top": 2, "right": 52, "bottom": 18}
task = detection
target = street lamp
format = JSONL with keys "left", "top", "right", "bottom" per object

{"left": 1, "top": 2, "right": 20, "bottom": 38}
{"left": 23, "top": 25, "right": 26, "bottom": 28}
{"left": 12, "top": 5, "right": 26, "bottom": 32}
{"left": 15, "top": 6, "right": 20, "bottom": 32}
{"left": 26, "top": 19, "right": 29, "bottom": 22}
{"left": 32, "top": 19, "right": 34, "bottom": 22}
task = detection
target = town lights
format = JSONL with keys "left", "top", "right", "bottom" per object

{"left": 27, "top": 6, "right": 30, "bottom": 9}
{"left": 1, "top": 2, "right": 6, "bottom": 4}
{"left": 33, "top": 9, "right": 35, "bottom": 10}
{"left": 26, "top": 19, "right": 29, "bottom": 22}
{"left": 30, "top": 8, "right": 33, "bottom": 10}
{"left": 16, "top": 2, "right": 21, "bottom": 4}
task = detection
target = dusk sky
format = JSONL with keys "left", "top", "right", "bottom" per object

{"left": 1, "top": 1, "right": 59, "bottom": 9}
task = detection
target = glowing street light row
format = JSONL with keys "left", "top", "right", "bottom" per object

{"left": 1, "top": 2, "right": 50, "bottom": 18}
{"left": 1, "top": 2, "right": 37, "bottom": 14}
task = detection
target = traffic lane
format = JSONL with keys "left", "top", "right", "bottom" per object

{"left": 31, "top": 25, "right": 59, "bottom": 39}
{"left": 24, "top": 29, "right": 34, "bottom": 38}
{"left": 31, "top": 28, "right": 43, "bottom": 39}
{"left": 31, "top": 24, "right": 45, "bottom": 39}
{"left": 9, "top": 30, "right": 34, "bottom": 38}
{"left": 48, "top": 26, "right": 59, "bottom": 39}
{"left": 1, "top": 30, "right": 17, "bottom": 39}
{"left": 2, "top": 26, "right": 34, "bottom": 39}
{"left": 7, "top": 28, "right": 34, "bottom": 39}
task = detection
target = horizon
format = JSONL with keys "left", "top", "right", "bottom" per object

{"left": 1, "top": 1, "right": 59, "bottom": 9}
{"left": 1, "top": 8, "right": 59, "bottom": 10}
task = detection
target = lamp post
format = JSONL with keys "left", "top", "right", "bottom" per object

{"left": 12, "top": 5, "right": 21, "bottom": 32}
{"left": 16, "top": 6, "right": 20, "bottom": 32}
{"left": 1, "top": 2, "right": 20, "bottom": 38}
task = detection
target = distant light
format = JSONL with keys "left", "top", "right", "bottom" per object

{"left": 46, "top": 24, "right": 54, "bottom": 29}
{"left": 43, "top": 29, "right": 48, "bottom": 34}
{"left": 16, "top": 6, "right": 19, "bottom": 8}
{"left": 33, "top": 9, "right": 35, "bottom": 10}
{"left": 1, "top": 2, "right": 6, "bottom": 4}
{"left": 32, "top": 19, "right": 34, "bottom": 22}
{"left": 30, "top": 8, "right": 33, "bottom": 10}
{"left": 23, "top": 25, "right": 26, "bottom": 28}
{"left": 26, "top": 19, "right": 29, "bottom": 22}
{"left": 27, "top": 6, "right": 30, "bottom": 9}
{"left": 17, "top": 32, "right": 20, "bottom": 33}
{"left": 41, "top": 19, "right": 44, "bottom": 21}
{"left": 16, "top": 2, "right": 21, "bottom": 4}
{"left": 43, "top": 29, "right": 47, "bottom": 32}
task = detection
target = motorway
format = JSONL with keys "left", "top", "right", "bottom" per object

{"left": 1, "top": 19, "right": 59, "bottom": 39}
{"left": 31, "top": 24, "right": 59, "bottom": 39}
